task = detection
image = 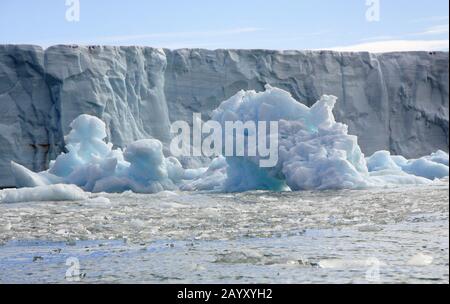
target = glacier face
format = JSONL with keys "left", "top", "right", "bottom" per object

{"left": 0, "top": 45, "right": 448, "bottom": 187}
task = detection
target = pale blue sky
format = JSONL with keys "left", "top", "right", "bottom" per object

{"left": 0, "top": 0, "right": 448, "bottom": 51}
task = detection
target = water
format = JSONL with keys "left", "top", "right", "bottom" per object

{"left": 0, "top": 183, "right": 448, "bottom": 283}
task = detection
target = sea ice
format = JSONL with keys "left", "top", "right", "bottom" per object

{"left": 407, "top": 253, "right": 434, "bottom": 266}
{"left": 0, "top": 184, "right": 88, "bottom": 204}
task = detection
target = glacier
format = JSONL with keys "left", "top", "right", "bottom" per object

{"left": 4, "top": 86, "right": 448, "bottom": 199}
{"left": 0, "top": 45, "right": 448, "bottom": 188}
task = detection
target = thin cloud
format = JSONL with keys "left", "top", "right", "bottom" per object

{"left": 411, "top": 24, "right": 449, "bottom": 36}
{"left": 321, "top": 39, "right": 449, "bottom": 53}
{"left": 359, "top": 24, "right": 449, "bottom": 45}
{"left": 410, "top": 16, "right": 449, "bottom": 23}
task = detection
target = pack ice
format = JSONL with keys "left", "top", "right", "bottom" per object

{"left": 3, "top": 86, "right": 449, "bottom": 201}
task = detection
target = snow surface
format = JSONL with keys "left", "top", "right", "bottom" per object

{"left": 8, "top": 86, "right": 449, "bottom": 195}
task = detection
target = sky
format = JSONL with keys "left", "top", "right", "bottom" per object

{"left": 0, "top": 0, "right": 448, "bottom": 52}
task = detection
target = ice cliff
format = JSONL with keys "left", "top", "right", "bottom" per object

{"left": 0, "top": 45, "right": 448, "bottom": 187}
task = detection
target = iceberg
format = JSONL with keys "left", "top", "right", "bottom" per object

{"left": 366, "top": 150, "right": 449, "bottom": 180}
{"left": 192, "top": 86, "right": 448, "bottom": 191}
{"left": 9, "top": 86, "right": 449, "bottom": 194}
{"left": 10, "top": 115, "right": 183, "bottom": 193}
{"left": 209, "top": 86, "right": 370, "bottom": 191}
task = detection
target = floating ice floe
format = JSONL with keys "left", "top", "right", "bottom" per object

{"left": 8, "top": 86, "right": 449, "bottom": 195}
{"left": 407, "top": 253, "right": 434, "bottom": 266}
{"left": 366, "top": 150, "right": 449, "bottom": 181}
{"left": 0, "top": 184, "right": 88, "bottom": 204}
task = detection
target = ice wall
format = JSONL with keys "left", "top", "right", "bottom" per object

{"left": 0, "top": 45, "right": 448, "bottom": 187}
